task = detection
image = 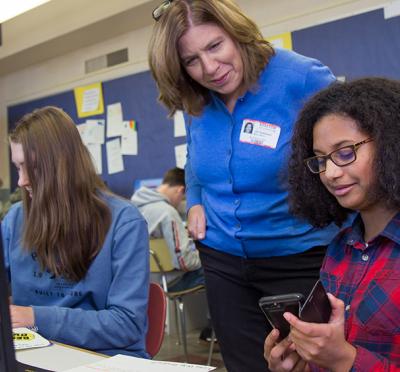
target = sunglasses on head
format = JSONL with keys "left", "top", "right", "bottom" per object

{"left": 152, "top": 0, "right": 175, "bottom": 21}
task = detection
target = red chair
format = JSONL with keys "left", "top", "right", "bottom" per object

{"left": 146, "top": 282, "right": 167, "bottom": 358}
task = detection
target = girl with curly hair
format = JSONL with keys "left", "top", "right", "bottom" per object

{"left": 265, "top": 77, "right": 400, "bottom": 371}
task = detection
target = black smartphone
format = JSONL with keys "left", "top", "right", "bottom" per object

{"left": 259, "top": 293, "right": 304, "bottom": 339}
{"left": 300, "top": 280, "right": 331, "bottom": 323}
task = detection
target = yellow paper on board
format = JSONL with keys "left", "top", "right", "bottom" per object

{"left": 74, "top": 82, "right": 104, "bottom": 118}
{"left": 266, "top": 32, "right": 293, "bottom": 50}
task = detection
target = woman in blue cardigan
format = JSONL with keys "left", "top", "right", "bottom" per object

{"left": 149, "top": 1, "right": 338, "bottom": 370}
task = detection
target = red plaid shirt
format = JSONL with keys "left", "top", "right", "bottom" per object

{"left": 318, "top": 213, "right": 400, "bottom": 371}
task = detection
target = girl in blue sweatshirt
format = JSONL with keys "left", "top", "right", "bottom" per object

{"left": 2, "top": 106, "right": 149, "bottom": 357}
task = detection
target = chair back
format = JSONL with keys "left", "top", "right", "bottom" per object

{"left": 149, "top": 238, "right": 175, "bottom": 272}
{"left": 146, "top": 282, "right": 167, "bottom": 358}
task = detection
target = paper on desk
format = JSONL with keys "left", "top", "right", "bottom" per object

{"left": 65, "top": 354, "right": 216, "bottom": 372}
{"left": 13, "top": 327, "right": 51, "bottom": 350}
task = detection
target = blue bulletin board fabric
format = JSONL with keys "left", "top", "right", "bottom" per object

{"left": 292, "top": 9, "right": 400, "bottom": 80}
{"left": 7, "top": 71, "right": 186, "bottom": 198}
{"left": 8, "top": 8, "right": 400, "bottom": 197}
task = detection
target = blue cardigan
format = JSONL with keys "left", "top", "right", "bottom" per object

{"left": 185, "top": 48, "right": 339, "bottom": 257}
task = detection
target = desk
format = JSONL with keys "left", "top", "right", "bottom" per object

{"left": 16, "top": 342, "right": 106, "bottom": 371}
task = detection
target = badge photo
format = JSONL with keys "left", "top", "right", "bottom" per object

{"left": 240, "top": 119, "right": 281, "bottom": 149}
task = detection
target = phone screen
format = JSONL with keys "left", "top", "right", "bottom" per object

{"left": 300, "top": 280, "right": 331, "bottom": 323}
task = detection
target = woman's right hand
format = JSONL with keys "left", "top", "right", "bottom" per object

{"left": 187, "top": 204, "right": 206, "bottom": 240}
{"left": 264, "top": 329, "right": 309, "bottom": 372}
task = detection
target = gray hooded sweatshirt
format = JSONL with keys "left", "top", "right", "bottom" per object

{"left": 131, "top": 186, "right": 201, "bottom": 272}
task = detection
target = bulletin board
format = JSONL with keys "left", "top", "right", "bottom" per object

{"left": 8, "top": 8, "right": 400, "bottom": 197}
{"left": 7, "top": 70, "right": 186, "bottom": 198}
{"left": 292, "top": 8, "right": 400, "bottom": 79}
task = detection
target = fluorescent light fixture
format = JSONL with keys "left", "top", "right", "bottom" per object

{"left": 0, "top": 0, "right": 51, "bottom": 23}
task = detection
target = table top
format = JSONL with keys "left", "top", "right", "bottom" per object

{"left": 16, "top": 342, "right": 106, "bottom": 371}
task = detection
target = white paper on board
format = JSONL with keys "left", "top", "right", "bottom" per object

{"left": 106, "top": 102, "right": 124, "bottom": 137}
{"left": 77, "top": 123, "right": 88, "bottom": 143}
{"left": 121, "top": 121, "right": 138, "bottom": 155}
{"left": 174, "top": 110, "right": 186, "bottom": 137}
{"left": 82, "top": 88, "right": 100, "bottom": 113}
{"left": 174, "top": 143, "right": 187, "bottom": 169}
{"left": 86, "top": 143, "right": 102, "bottom": 174}
{"left": 106, "top": 139, "right": 124, "bottom": 174}
{"left": 85, "top": 119, "right": 105, "bottom": 144}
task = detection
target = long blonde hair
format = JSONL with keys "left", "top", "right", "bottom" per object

{"left": 149, "top": 0, "right": 274, "bottom": 117}
{"left": 10, "top": 106, "right": 111, "bottom": 281}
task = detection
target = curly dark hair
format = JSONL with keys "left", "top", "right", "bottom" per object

{"left": 289, "top": 77, "right": 400, "bottom": 227}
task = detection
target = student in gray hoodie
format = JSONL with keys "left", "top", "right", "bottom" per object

{"left": 131, "top": 167, "right": 204, "bottom": 292}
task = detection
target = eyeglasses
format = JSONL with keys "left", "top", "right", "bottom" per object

{"left": 304, "top": 138, "right": 373, "bottom": 174}
{"left": 152, "top": 0, "right": 175, "bottom": 21}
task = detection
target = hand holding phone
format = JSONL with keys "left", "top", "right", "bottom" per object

{"left": 259, "top": 293, "right": 304, "bottom": 340}
{"left": 259, "top": 281, "right": 332, "bottom": 340}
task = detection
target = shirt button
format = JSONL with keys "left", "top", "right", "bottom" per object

{"left": 235, "top": 224, "right": 241, "bottom": 229}
{"left": 228, "top": 178, "right": 233, "bottom": 184}
{"left": 234, "top": 199, "right": 240, "bottom": 205}
{"left": 361, "top": 254, "right": 369, "bottom": 262}
{"left": 345, "top": 305, "right": 351, "bottom": 311}
{"left": 227, "top": 149, "right": 232, "bottom": 156}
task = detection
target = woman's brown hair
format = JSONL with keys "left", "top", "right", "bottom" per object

{"left": 149, "top": 0, "right": 274, "bottom": 116}
{"left": 9, "top": 106, "right": 111, "bottom": 281}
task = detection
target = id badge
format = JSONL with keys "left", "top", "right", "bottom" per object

{"left": 240, "top": 119, "right": 281, "bottom": 149}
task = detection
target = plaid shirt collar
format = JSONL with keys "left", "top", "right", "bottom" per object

{"left": 346, "top": 212, "right": 400, "bottom": 249}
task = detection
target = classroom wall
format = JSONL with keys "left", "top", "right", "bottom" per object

{"left": 0, "top": 0, "right": 152, "bottom": 61}
{"left": 0, "top": 25, "right": 152, "bottom": 188}
{"left": 0, "top": 0, "right": 392, "bottom": 188}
